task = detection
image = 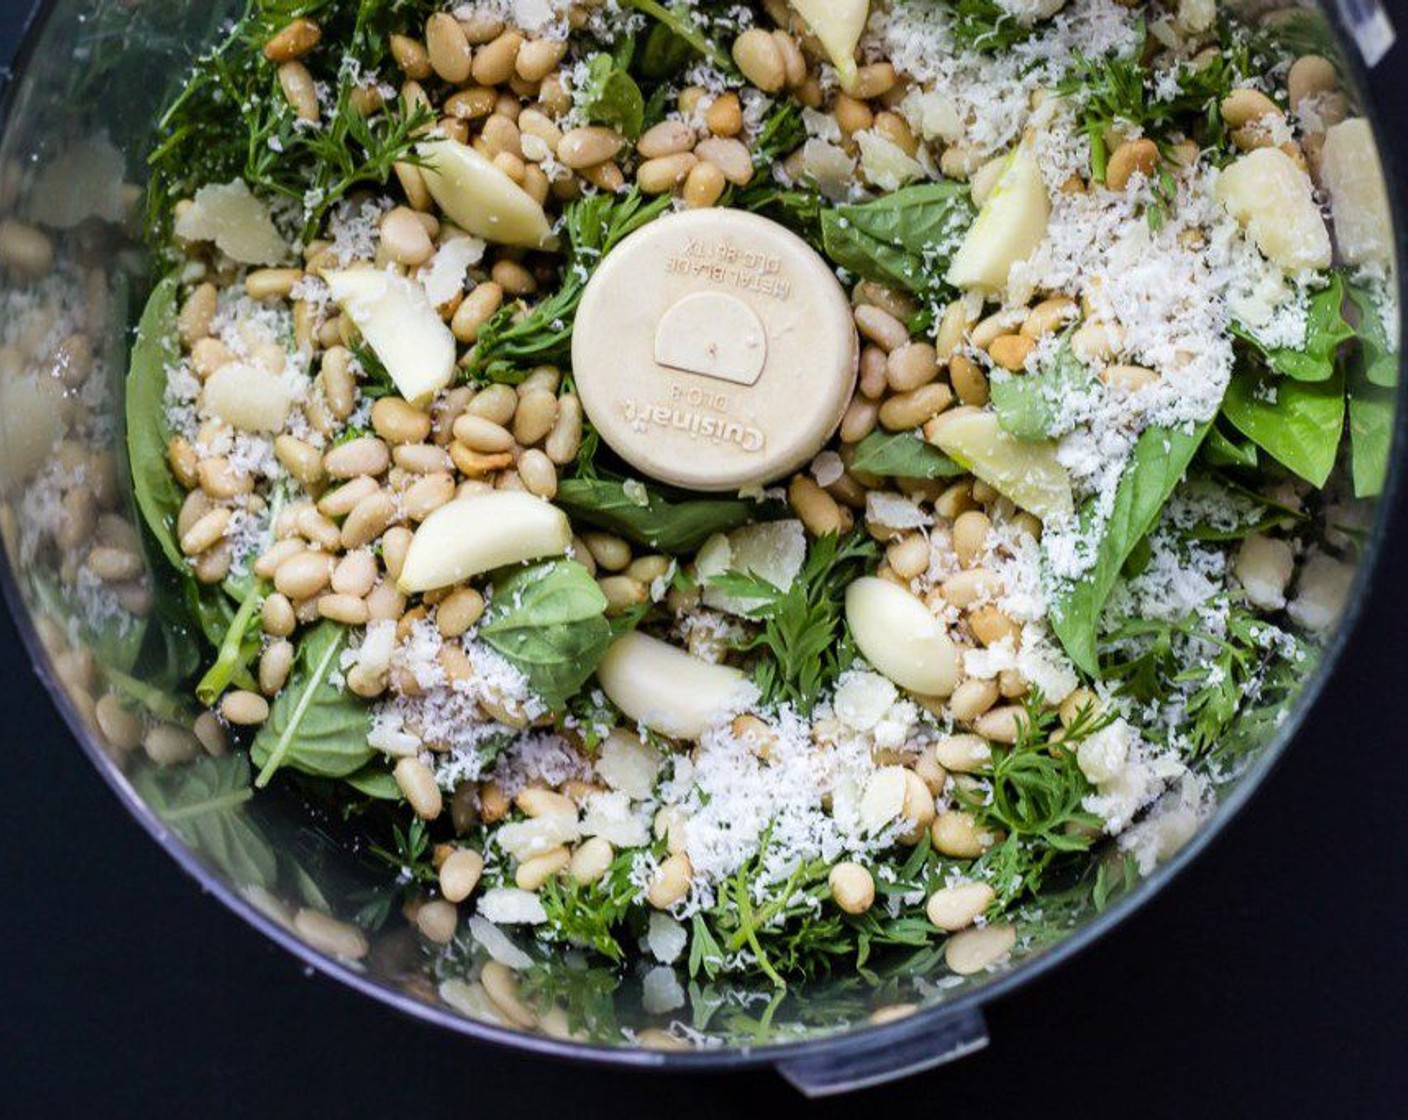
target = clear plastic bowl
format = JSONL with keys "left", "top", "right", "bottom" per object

{"left": 0, "top": 0, "right": 1400, "bottom": 1094}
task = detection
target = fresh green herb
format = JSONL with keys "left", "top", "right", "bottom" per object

{"left": 947, "top": 0, "right": 1035, "bottom": 52}
{"left": 252, "top": 621, "right": 374, "bottom": 787}
{"left": 555, "top": 476, "right": 767, "bottom": 553}
{"left": 147, "top": 0, "right": 438, "bottom": 245}
{"left": 126, "top": 275, "right": 187, "bottom": 569}
{"left": 1232, "top": 276, "right": 1352, "bottom": 382}
{"left": 1200, "top": 421, "right": 1259, "bottom": 471}
{"left": 1047, "top": 422, "right": 1210, "bottom": 676}
{"left": 539, "top": 848, "right": 643, "bottom": 961}
{"left": 578, "top": 52, "right": 646, "bottom": 140}
{"left": 131, "top": 754, "right": 279, "bottom": 891}
{"left": 1346, "top": 281, "right": 1397, "bottom": 388}
{"left": 479, "top": 559, "right": 614, "bottom": 711}
{"left": 1348, "top": 374, "right": 1394, "bottom": 499}
{"left": 1220, "top": 364, "right": 1344, "bottom": 488}
{"left": 989, "top": 332, "right": 1094, "bottom": 442}
{"left": 621, "top": 0, "right": 734, "bottom": 71}
{"left": 850, "top": 430, "right": 965, "bottom": 479}
{"left": 819, "top": 182, "right": 974, "bottom": 296}
{"left": 367, "top": 816, "right": 437, "bottom": 884}
{"left": 194, "top": 579, "right": 266, "bottom": 705}
{"left": 467, "top": 189, "right": 673, "bottom": 381}
{"left": 708, "top": 532, "right": 878, "bottom": 711}
{"left": 1102, "top": 601, "right": 1307, "bottom": 757}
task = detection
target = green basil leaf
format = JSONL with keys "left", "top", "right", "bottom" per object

{"left": 1221, "top": 365, "right": 1344, "bottom": 487}
{"left": 850, "top": 430, "right": 964, "bottom": 479}
{"left": 989, "top": 335, "right": 1094, "bottom": 441}
{"left": 1232, "top": 275, "right": 1353, "bottom": 382}
{"left": 555, "top": 477, "right": 764, "bottom": 553}
{"left": 252, "top": 622, "right": 373, "bottom": 787}
{"left": 1200, "top": 422, "right": 1258, "bottom": 469}
{"left": 1347, "top": 280, "right": 1397, "bottom": 388}
{"left": 820, "top": 183, "right": 974, "bottom": 294}
{"left": 1348, "top": 377, "right": 1394, "bottom": 499}
{"left": 480, "top": 559, "right": 613, "bottom": 711}
{"left": 344, "top": 763, "right": 404, "bottom": 802}
{"left": 579, "top": 53, "right": 645, "bottom": 140}
{"left": 1047, "top": 423, "right": 1210, "bottom": 677}
{"left": 195, "top": 580, "right": 265, "bottom": 705}
{"left": 126, "top": 275, "right": 186, "bottom": 569}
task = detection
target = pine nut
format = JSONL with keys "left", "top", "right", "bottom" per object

{"left": 261, "top": 593, "right": 297, "bottom": 639}
{"left": 694, "top": 137, "right": 753, "bottom": 185}
{"left": 949, "top": 353, "right": 989, "bottom": 406}
{"left": 452, "top": 413, "right": 514, "bottom": 452}
{"left": 1106, "top": 137, "right": 1159, "bottom": 190}
{"left": 988, "top": 333, "right": 1036, "bottom": 371}
{"left": 323, "top": 436, "right": 389, "bottom": 480}
{"left": 370, "top": 398, "right": 431, "bottom": 446}
{"left": 952, "top": 510, "right": 991, "bottom": 568}
{"left": 975, "top": 702, "right": 1027, "bottom": 743}
{"left": 544, "top": 394, "right": 583, "bottom": 464}
{"left": 424, "top": 12, "right": 472, "bottom": 82}
{"left": 180, "top": 508, "right": 231, "bottom": 556}
{"left": 557, "top": 126, "right": 624, "bottom": 169}
{"left": 732, "top": 29, "right": 786, "bottom": 92}
{"left": 638, "top": 152, "right": 699, "bottom": 193}
{"left": 934, "top": 733, "right": 992, "bottom": 774}
{"left": 570, "top": 837, "right": 614, "bottom": 884}
{"left": 331, "top": 550, "right": 378, "bottom": 597}
{"left": 379, "top": 206, "right": 434, "bottom": 266}
{"left": 854, "top": 304, "right": 908, "bottom": 352}
{"left": 683, "top": 160, "right": 727, "bottom": 208}
{"left": 840, "top": 395, "right": 879, "bottom": 442}
{"left": 452, "top": 282, "right": 503, "bottom": 342}
{"left": 879, "top": 383, "right": 953, "bottom": 431}
{"left": 437, "top": 587, "right": 485, "bottom": 637}
{"left": 516, "top": 845, "right": 570, "bottom": 891}
{"left": 646, "top": 852, "right": 693, "bottom": 909}
{"left": 882, "top": 340, "right": 937, "bottom": 391}
{"left": 930, "top": 810, "right": 993, "bottom": 858}
{"left": 583, "top": 532, "right": 631, "bottom": 571}
{"left": 277, "top": 62, "right": 319, "bottom": 123}
{"left": 949, "top": 677, "right": 1000, "bottom": 722}
{"left": 516, "top": 37, "right": 567, "bottom": 82}
{"left": 513, "top": 388, "right": 558, "bottom": 445}
{"left": 945, "top": 923, "right": 1015, "bottom": 975}
{"left": 198, "top": 457, "right": 252, "bottom": 500}
{"left": 259, "top": 640, "right": 294, "bottom": 695}
{"left": 275, "top": 551, "right": 332, "bottom": 600}
{"left": 886, "top": 533, "right": 930, "bottom": 580}
{"left": 221, "top": 689, "right": 270, "bottom": 726}
{"left": 851, "top": 62, "right": 898, "bottom": 100}
{"left": 389, "top": 33, "right": 432, "bottom": 79}
{"left": 471, "top": 29, "right": 523, "bottom": 85}
{"left": 264, "top": 18, "right": 320, "bottom": 62}
{"left": 294, "top": 909, "right": 368, "bottom": 960}
{"left": 1102, "top": 363, "right": 1159, "bottom": 391}
{"left": 927, "top": 881, "right": 996, "bottom": 932}
{"left": 599, "top": 575, "right": 647, "bottom": 613}
{"left": 403, "top": 472, "right": 456, "bottom": 520}
{"left": 341, "top": 490, "right": 397, "bottom": 549}
{"left": 395, "top": 757, "right": 443, "bottom": 820}
{"left": 438, "top": 848, "right": 484, "bottom": 902}
{"left": 639, "top": 119, "right": 695, "bottom": 158}
{"left": 1221, "top": 87, "right": 1281, "bottom": 128}
{"left": 829, "top": 862, "right": 876, "bottom": 915}
{"left": 788, "top": 475, "right": 845, "bottom": 536}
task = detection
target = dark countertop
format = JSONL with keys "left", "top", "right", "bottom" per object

{"left": 1, "top": 3, "right": 1405, "bottom": 1116}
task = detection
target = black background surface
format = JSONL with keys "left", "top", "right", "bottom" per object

{"left": 1, "top": 3, "right": 1406, "bottom": 1116}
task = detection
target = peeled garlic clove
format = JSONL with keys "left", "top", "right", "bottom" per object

{"left": 924, "top": 406, "right": 1073, "bottom": 521}
{"left": 946, "top": 138, "right": 1049, "bottom": 294}
{"left": 202, "top": 364, "right": 293, "bottom": 432}
{"left": 324, "top": 268, "right": 456, "bottom": 405}
{"left": 1320, "top": 118, "right": 1392, "bottom": 268}
{"left": 417, "top": 138, "right": 557, "bottom": 250}
{"left": 789, "top": 0, "right": 870, "bottom": 92}
{"left": 595, "top": 632, "right": 758, "bottom": 740}
{"left": 397, "top": 491, "right": 571, "bottom": 593}
{"left": 845, "top": 577, "right": 959, "bottom": 697}
{"left": 1215, "top": 147, "right": 1331, "bottom": 271}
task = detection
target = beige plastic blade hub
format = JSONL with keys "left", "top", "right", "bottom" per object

{"left": 572, "top": 209, "right": 859, "bottom": 492}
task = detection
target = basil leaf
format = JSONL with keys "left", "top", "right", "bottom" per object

{"left": 480, "top": 559, "right": 613, "bottom": 711}
{"left": 1047, "top": 423, "right": 1210, "bottom": 677}
{"left": 989, "top": 335, "right": 1094, "bottom": 441}
{"left": 579, "top": 53, "right": 645, "bottom": 140}
{"left": 252, "top": 622, "right": 373, "bottom": 787}
{"left": 344, "top": 763, "right": 404, "bottom": 802}
{"left": 820, "top": 183, "right": 974, "bottom": 294}
{"left": 556, "top": 477, "right": 764, "bottom": 553}
{"left": 131, "top": 755, "right": 277, "bottom": 891}
{"left": 1232, "top": 275, "right": 1353, "bottom": 382}
{"left": 195, "top": 580, "right": 265, "bottom": 705}
{"left": 850, "top": 430, "right": 964, "bottom": 479}
{"left": 1347, "top": 280, "right": 1397, "bottom": 388}
{"left": 1200, "top": 422, "right": 1258, "bottom": 470}
{"left": 1221, "top": 365, "right": 1344, "bottom": 488}
{"left": 1348, "top": 377, "right": 1394, "bottom": 499}
{"left": 126, "top": 275, "right": 186, "bottom": 569}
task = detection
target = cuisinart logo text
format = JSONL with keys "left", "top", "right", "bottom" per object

{"left": 622, "top": 399, "right": 765, "bottom": 453}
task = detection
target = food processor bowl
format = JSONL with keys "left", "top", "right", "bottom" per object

{"left": 0, "top": 0, "right": 1400, "bottom": 1094}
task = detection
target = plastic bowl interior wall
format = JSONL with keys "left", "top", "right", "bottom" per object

{"left": 0, "top": 0, "right": 1400, "bottom": 1094}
